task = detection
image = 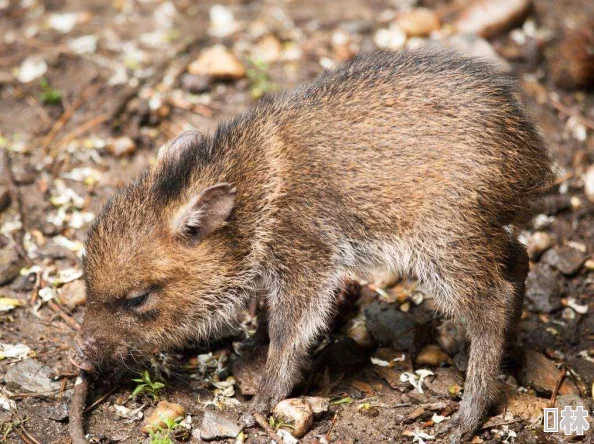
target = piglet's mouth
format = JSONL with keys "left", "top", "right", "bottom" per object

{"left": 68, "top": 345, "right": 96, "bottom": 373}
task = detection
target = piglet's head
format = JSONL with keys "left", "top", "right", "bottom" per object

{"left": 71, "top": 131, "right": 241, "bottom": 372}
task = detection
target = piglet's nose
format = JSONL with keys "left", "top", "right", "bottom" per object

{"left": 70, "top": 333, "right": 97, "bottom": 372}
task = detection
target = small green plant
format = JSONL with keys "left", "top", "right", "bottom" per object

{"left": 268, "top": 415, "right": 294, "bottom": 431}
{"left": 39, "top": 78, "right": 62, "bottom": 105}
{"left": 131, "top": 370, "right": 166, "bottom": 401}
{"left": 246, "top": 58, "right": 277, "bottom": 99}
{"left": 148, "top": 415, "right": 183, "bottom": 444}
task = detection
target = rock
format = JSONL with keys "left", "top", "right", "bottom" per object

{"left": 188, "top": 45, "right": 246, "bottom": 80}
{"left": 325, "top": 337, "right": 368, "bottom": 373}
{"left": 199, "top": 410, "right": 242, "bottom": 440}
{"left": 303, "top": 396, "right": 329, "bottom": 414}
{"left": 527, "top": 232, "right": 554, "bottom": 260}
{"left": 0, "top": 187, "right": 10, "bottom": 213}
{"left": 11, "top": 272, "right": 36, "bottom": 292}
{"left": 231, "top": 345, "right": 267, "bottom": 396}
{"left": 252, "top": 34, "right": 283, "bottom": 63}
{"left": 424, "top": 367, "right": 463, "bottom": 398}
{"left": 518, "top": 350, "right": 579, "bottom": 396}
{"left": 584, "top": 165, "right": 594, "bottom": 203}
{"left": 415, "top": 345, "right": 452, "bottom": 367}
{"left": 550, "top": 25, "right": 594, "bottom": 90}
{"left": 541, "top": 246, "right": 586, "bottom": 276}
{"left": 106, "top": 136, "right": 136, "bottom": 157}
{"left": 365, "top": 301, "right": 429, "bottom": 352}
{"left": 555, "top": 393, "right": 591, "bottom": 411}
{"left": 4, "top": 359, "right": 60, "bottom": 394}
{"left": 59, "top": 279, "right": 86, "bottom": 309}
{"left": 572, "top": 358, "right": 594, "bottom": 387}
{"left": 525, "top": 264, "right": 562, "bottom": 313}
{"left": 142, "top": 401, "right": 185, "bottom": 434}
{"left": 0, "top": 248, "right": 23, "bottom": 286}
{"left": 273, "top": 398, "right": 313, "bottom": 438}
{"left": 436, "top": 319, "right": 466, "bottom": 355}
{"left": 45, "top": 402, "right": 69, "bottom": 421}
{"left": 505, "top": 392, "right": 548, "bottom": 422}
{"left": 181, "top": 73, "right": 212, "bottom": 94}
{"left": 396, "top": 8, "right": 440, "bottom": 37}
{"left": 442, "top": 34, "right": 511, "bottom": 73}
{"left": 454, "top": 0, "right": 530, "bottom": 38}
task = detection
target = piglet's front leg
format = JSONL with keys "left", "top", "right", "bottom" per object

{"left": 240, "top": 272, "right": 338, "bottom": 426}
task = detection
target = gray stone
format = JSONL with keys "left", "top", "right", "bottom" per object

{"left": 4, "top": 359, "right": 61, "bottom": 395}
{"left": 181, "top": 73, "right": 212, "bottom": 94}
{"left": 0, "top": 248, "right": 23, "bottom": 286}
{"left": 525, "top": 264, "right": 562, "bottom": 313}
{"left": 199, "top": 410, "right": 242, "bottom": 441}
{"left": 365, "top": 301, "right": 429, "bottom": 352}
{"left": 541, "top": 246, "right": 586, "bottom": 275}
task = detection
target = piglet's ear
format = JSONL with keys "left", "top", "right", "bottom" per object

{"left": 173, "top": 183, "right": 236, "bottom": 241}
{"left": 157, "top": 130, "right": 204, "bottom": 163}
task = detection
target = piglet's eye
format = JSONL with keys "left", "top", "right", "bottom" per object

{"left": 124, "top": 291, "right": 150, "bottom": 309}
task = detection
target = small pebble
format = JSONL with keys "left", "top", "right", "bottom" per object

{"left": 273, "top": 398, "right": 313, "bottom": 438}
{"left": 455, "top": 0, "right": 530, "bottom": 38}
{"left": 415, "top": 344, "right": 452, "bottom": 367}
{"left": 188, "top": 45, "right": 246, "bottom": 80}
{"left": 142, "top": 401, "right": 185, "bottom": 434}
{"left": 396, "top": 8, "right": 440, "bottom": 37}
{"left": 526, "top": 231, "right": 554, "bottom": 260}
{"left": 106, "top": 136, "right": 136, "bottom": 157}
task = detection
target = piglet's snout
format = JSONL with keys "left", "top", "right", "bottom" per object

{"left": 69, "top": 333, "right": 97, "bottom": 372}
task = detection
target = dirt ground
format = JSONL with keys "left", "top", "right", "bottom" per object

{"left": 1, "top": 0, "right": 594, "bottom": 443}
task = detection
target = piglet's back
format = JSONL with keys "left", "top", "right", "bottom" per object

{"left": 253, "top": 49, "right": 555, "bottom": 231}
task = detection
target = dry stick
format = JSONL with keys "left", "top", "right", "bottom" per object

{"left": 549, "top": 367, "right": 567, "bottom": 408}
{"left": 326, "top": 412, "right": 339, "bottom": 441}
{"left": 253, "top": 413, "right": 284, "bottom": 443}
{"left": 84, "top": 385, "right": 118, "bottom": 414}
{"left": 56, "top": 114, "right": 109, "bottom": 149}
{"left": 41, "top": 83, "right": 100, "bottom": 154}
{"left": 47, "top": 300, "right": 81, "bottom": 331}
{"left": 69, "top": 371, "right": 90, "bottom": 444}
{"left": 1, "top": 148, "right": 33, "bottom": 266}
{"left": 549, "top": 97, "right": 594, "bottom": 131}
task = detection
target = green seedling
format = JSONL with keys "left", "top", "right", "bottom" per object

{"left": 39, "top": 78, "right": 62, "bottom": 105}
{"left": 329, "top": 395, "right": 354, "bottom": 406}
{"left": 268, "top": 415, "right": 295, "bottom": 431}
{"left": 148, "top": 415, "right": 183, "bottom": 444}
{"left": 131, "top": 370, "right": 166, "bottom": 401}
{"left": 246, "top": 58, "right": 277, "bottom": 99}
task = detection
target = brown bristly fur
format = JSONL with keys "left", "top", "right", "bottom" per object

{"left": 76, "top": 49, "right": 555, "bottom": 442}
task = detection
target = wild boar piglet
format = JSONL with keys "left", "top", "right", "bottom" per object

{"left": 73, "top": 49, "right": 554, "bottom": 442}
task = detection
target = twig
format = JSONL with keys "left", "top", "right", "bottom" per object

{"left": 549, "top": 367, "right": 567, "bottom": 408}
{"left": 1, "top": 148, "right": 33, "bottom": 266}
{"left": 41, "top": 83, "right": 100, "bottom": 154}
{"left": 15, "top": 425, "right": 41, "bottom": 444}
{"left": 84, "top": 386, "right": 118, "bottom": 414}
{"left": 69, "top": 371, "right": 90, "bottom": 444}
{"left": 254, "top": 412, "right": 284, "bottom": 444}
{"left": 549, "top": 98, "right": 594, "bottom": 131}
{"left": 48, "top": 300, "right": 81, "bottom": 331}
{"left": 326, "top": 412, "right": 339, "bottom": 441}
{"left": 56, "top": 114, "right": 108, "bottom": 149}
